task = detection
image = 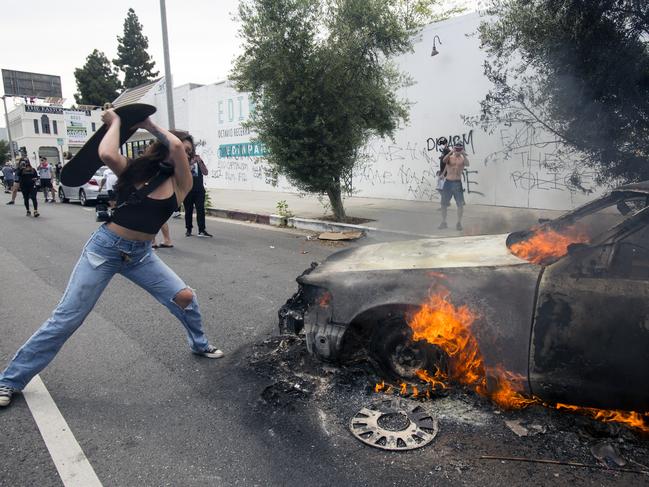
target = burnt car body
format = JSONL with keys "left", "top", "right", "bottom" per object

{"left": 280, "top": 183, "right": 649, "bottom": 412}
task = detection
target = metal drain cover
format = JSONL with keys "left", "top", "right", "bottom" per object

{"left": 350, "top": 397, "right": 439, "bottom": 451}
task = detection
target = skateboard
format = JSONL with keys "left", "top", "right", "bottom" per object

{"left": 60, "top": 103, "right": 157, "bottom": 187}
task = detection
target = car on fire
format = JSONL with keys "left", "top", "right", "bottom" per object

{"left": 279, "top": 183, "right": 649, "bottom": 413}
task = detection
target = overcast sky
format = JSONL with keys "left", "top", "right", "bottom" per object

{"left": 1, "top": 0, "right": 479, "bottom": 128}
{"left": 0, "top": 0, "right": 242, "bottom": 123}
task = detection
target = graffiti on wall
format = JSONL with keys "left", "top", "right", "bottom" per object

{"left": 354, "top": 130, "right": 482, "bottom": 201}
{"left": 484, "top": 124, "right": 598, "bottom": 196}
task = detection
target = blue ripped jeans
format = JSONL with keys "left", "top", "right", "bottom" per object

{"left": 0, "top": 224, "right": 211, "bottom": 391}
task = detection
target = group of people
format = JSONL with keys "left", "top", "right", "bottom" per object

{"left": 436, "top": 137, "right": 470, "bottom": 231}
{"left": 0, "top": 110, "right": 223, "bottom": 408}
{"left": 2, "top": 156, "right": 61, "bottom": 217}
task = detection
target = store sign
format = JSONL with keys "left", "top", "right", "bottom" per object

{"left": 218, "top": 141, "right": 266, "bottom": 158}
{"left": 25, "top": 105, "right": 63, "bottom": 114}
{"left": 64, "top": 110, "right": 90, "bottom": 144}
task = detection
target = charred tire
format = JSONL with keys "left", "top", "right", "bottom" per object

{"left": 368, "top": 316, "right": 446, "bottom": 382}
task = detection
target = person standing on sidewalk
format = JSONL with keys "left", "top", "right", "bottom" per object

{"left": 37, "top": 157, "right": 56, "bottom": 203}
{"left": 439, "top": 142, "right": 469, "bottom": 231}
{"left": 183, "top": 148, "right": 212, "bottom": 237}
{"left": 0, "top": 110, "right": 224, "bottom": 409}
{"left": 17, "top": 160, "right": 40, "bottom": 217}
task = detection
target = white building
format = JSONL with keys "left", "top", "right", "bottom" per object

{"left": 135, "top": 12, "right": 598, "bottom": 211}
{"left": 6, "top": 102, "right": 103, "bottom": 164}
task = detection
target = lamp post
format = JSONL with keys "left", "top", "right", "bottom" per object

{"left": 1, "top": 95, "right": 17, "bottom": 162}
{"left": 431, "top": 35, "right": 442, "bottom": 57}
{"left": 159, "top": 0, "right": 176, "bottom": 129}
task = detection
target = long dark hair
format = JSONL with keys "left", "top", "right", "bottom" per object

{"left": 114, "top": 130, "right": 194, "bottom": 194}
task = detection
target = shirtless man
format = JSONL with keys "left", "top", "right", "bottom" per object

{"left": 439, "top": 142, "right": 469, "bottom": 231}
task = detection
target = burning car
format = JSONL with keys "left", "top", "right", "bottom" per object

{"left": 280, "top": 183, "right": 649, "bottom": 417}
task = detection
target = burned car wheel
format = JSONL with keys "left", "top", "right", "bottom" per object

{"left": 368, "top": 316, "right": 446, "bottom": 382}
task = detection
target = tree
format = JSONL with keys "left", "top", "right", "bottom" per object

{"left": 474, "top": 0, "right": 649, "bottom": 186}
{"left": 114, "top": 8, "right": 159, "bottom": 89}
{"left": 74, "top": 50, "right": 122, "bottom": 106}
{"left": 233, "top": 0, "right": 452, "bottom": 220}
{"left": 0, "top": 139, "right": 11, "bottom": 162}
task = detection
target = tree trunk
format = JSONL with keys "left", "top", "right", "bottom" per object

{"left": 327, "top": 183, "right": 346, "bottom": 221}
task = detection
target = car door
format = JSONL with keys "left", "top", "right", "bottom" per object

{"left": 530, "top": 213, "right": 649, "bottom": 411}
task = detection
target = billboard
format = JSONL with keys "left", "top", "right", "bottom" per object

{"left": 2, "top": 69, "right": 62, "bottom": 98}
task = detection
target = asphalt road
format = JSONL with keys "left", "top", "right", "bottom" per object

{"left": 0, "top": 199, "right": 351, "bottom": 486}
{"left": 1, "top": 199, "right": 647, "bottom": 487}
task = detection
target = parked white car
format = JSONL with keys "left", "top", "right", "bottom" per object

{"left": 58, "top": 167, "right": 108, "bottom": 206}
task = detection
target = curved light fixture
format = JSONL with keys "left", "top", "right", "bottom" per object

{"left": 431, "top": 35, "right": 442, "bottom": 57}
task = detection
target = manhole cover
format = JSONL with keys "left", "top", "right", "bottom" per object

{"left": 349, "top": 397, "right": 439, "bottom": 451}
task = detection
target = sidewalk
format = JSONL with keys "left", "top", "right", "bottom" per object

{"left": 206, "top": 189, "right": 567, "bottom": 238}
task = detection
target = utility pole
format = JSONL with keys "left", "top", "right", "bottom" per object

{"left": 2, "top": 95, "right": 17, "bottom": 161}
{"left": 159, "top": 0, "right": 176, "bottom": 129}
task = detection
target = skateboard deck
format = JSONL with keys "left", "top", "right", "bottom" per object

{"left": 60, "top": 103, "right": 156, "bottom": 187}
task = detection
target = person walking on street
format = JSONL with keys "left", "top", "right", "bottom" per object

{"left": 17, "top": 160, "right": 40, "bottom": 217}
{"left": 183, "top": 149, "right": 212, "bottom": 237}
{"left": 6, "top": 159, "right": 25, "bottom": 205}
{"left": 439, "top": 142, "right": 469, "bottom": 231}
{"left": 37, "top": 157, "right": 56, "bottom": 203}
{"left": 0, "top": 110, "right": 224, "bottom": 409}
{"left": 2, "top": 161, "right": 14, "bottom": 193}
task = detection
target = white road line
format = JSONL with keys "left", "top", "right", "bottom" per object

{"left": 23, "top": 375, "right": 103, "bottom": 487}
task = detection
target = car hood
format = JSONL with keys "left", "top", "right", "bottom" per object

{"left": 313, "top": 233, "right": 529, "bottom": 274}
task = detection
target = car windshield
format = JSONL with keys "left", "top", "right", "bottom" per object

{"left": 507, "top": 191, "right": 649, "bottom": 265}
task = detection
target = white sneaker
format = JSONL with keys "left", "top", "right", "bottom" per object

{"left": 0, "top": 386, "right": 14, "bottom": 407}
{"left": 193, "top": 345, "right": 224, "bottom": 359}
{"left": 172, "top": 211, "right": 181, "bottom": 219}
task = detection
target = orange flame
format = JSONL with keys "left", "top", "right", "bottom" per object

{"left": 374, "top": 381, "right": 385, "bottom": 393}
{"left": 509, "top": 225, "right": 589, "bottom": 265}
{"left": 402, "top": 289, "right": 649, "bottom": 432}
{"left": 415, "top": 368, "right": 447, "bottom": 390}
{"left": 318, "top": 292, "right": 331, "bottom": 308}
{"left": 555, "top": 403, "right": 649, "bottom": 434}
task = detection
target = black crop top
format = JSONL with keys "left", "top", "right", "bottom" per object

{"left": 111, "top": 185, "right": 178, "bottom": 234}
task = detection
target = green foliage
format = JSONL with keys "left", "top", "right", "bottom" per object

{"left": 0, "top": 139, "right": 11, "bottom": 162}
{"left": 231, "top": 0, "right": 426, "bottom": 220}
{"left": 204, "top": 190, "right": 213, "bottom": 209}
{"left": 74, "top": 50, "right": 122, "bottom": 106}
{"left": 276, "top": 200, "right": 294, "bottom": 218}
{"left": 393, "top": 0, "right": 466, "bottom": 31}
{"left": 114, "top": 8, "right": 159, "bottom": 89}
{"left": 474, "top": 0, "right": 649, "bottom": 185}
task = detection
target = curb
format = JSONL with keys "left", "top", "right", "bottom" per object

{"left": 205, "top": 207, "right": 430, "bottom": 239}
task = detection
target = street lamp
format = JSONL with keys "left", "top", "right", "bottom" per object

{"left": 431, "top": 35, "right": 442, "bottom": 57}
